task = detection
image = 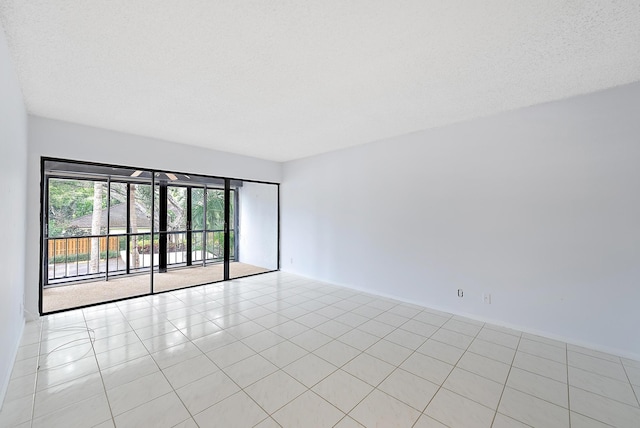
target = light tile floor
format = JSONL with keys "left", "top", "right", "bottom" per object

{"left": 1, "top": 272, "right": 639, "bottom": 427}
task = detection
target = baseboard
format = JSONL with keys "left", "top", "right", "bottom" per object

{"left": 280, "top": 269, "right": 640, "bottom": 362}
{"left": 0, "top": 316, "right": 25, "bottom": 411}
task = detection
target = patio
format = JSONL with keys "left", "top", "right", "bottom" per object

{"left": 43, "top": 261, "right": 270, "bottom": 313}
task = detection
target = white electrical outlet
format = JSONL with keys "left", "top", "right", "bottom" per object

{"left": 483, "top": 293, "right": 491, "bottom": 304}
{"left": 457, "top": 289, "right": 463, "bottom": 298}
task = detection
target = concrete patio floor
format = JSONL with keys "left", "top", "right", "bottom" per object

{"left": 42, "top": 262, "right": 271, "bottom": 313}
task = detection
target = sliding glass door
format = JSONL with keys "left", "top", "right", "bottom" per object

{"left": 152, "top": 176, "right": 228, "bottom": 293}
{"left": 41, "top": 158, "right": 279, "bottom": 314}
{"left": 229, "top": 180, "right": 279, "bottom": 279}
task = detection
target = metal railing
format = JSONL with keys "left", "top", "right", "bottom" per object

{"left": 45, "top": 229, "right": 235, "bottom": 286}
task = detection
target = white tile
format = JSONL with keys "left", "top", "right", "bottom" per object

{"left": 253, "top": 312, "right": 290, "bottom": 329}
{"left": 314, "top": 340, "right": 361, "bottom": 367}
{"left": 513, "top": 351, "right": 568, "bottom": 383}
{"left": 401, "top": 352, "right": 453, "bottom": 385}
{"left": 5, "top": 372, "right": 36, "bottom": 401}
{"left": 336, "top": 329, "right": 379, "bottom": 351}
{"left": 269, "top": 320, "right": 309, "bottom": 339}
{"left": 175, "top": 370, "right": 240, "bottom": 414}
{"left": 91, "top": 331, "right": 141, "bottom": 355}
{"left": 499, "top": 387, "right": 569, "bottom": 428}
{"left": 518, "top": 338, "right": 566, "bottom": 364}
{"left": 467, "top": 338, "right": 515, "bottom": 364}
{"left": 114, "top": 392, "right": 190, "bottom": 428}
{"left": 150, "top": 341, "right": 203, "bottom": 369}
{"left": 568, "top": 351, "right": 628, "bottom": 382}
{"left": 260, "top": 341, "right": 308, "bottom": 367}
{"left": 226, "top": 320, "right": 266, "bottom": 339}
{"left": 350, "top": 389, "right": 421, "bottom": 427}
{"left": 224, "top": 353, "right": 278, "bottom": 388}
{"left": 570, "top": 412, "right": 613, "bottom": 428}
{"left": 424, "top": 388, "right": 495, "bottom": 428}
{"left": 314, "top": 319, "right": 352, "bottom": 338}
{"left": 444, "top": 367, "right": 504, "bottom": 409}
{"left": 31, "top": 393, "right": 111, "bottom": 428}
{"left": 442, "top": 319, "right": 482, "bottom": 337}
{"left": 417, "top": 338, "right": 465, "bottom": 365}
{"left": 142, "top": 330, "right": 189, "bottom": 353}
{"left": 399, "top": 319, "right": 439, "bottom": 337}
{"left": 162, "top": 354, "right": 218, "bottom": 389}
{"left": 254, "top": 417, "right": 282, "bottom": 428}
{"left": 245, "top": 370, "right": 307, "bottom": 413}
{"left": 567, "top": 344, "right": 621, "bottom": 363}
{"left": 242, "top": 329, "right": 285, "bottom": 352}
{"left": 378, "top": 368, "right": 439, "bottom": 411}
{"left": 96, "top": 340, "right": 149, "bottom": 369}
{"left": 413, "top": 414, "right": 449, "bottom": 428}
{"left": 624, "top": 365, "right": 640, "bottom": 386}
{"left": 289, "top": 329, "right": 333, "bottom": 351}
{"left": 133, "top": 321, "right": 177, "bottom": 341}
{"left": 342, "top": 353, "right": 395, "bottom": 386}
{"left": 569, "top": 385, "right": 640, "bottom": 427}
{"left": 430, "top": 329, "right": 473, "bottom": 350}
{"left": 373, "top": 312, "right": 409, "bottom": 328}
{"left": 106, "top": 371, "right": 173, "bottom": 416}
{"left": 507, "top": 367, "right": 568, "bottom": 408}
{"left": 476, "top": 328, "right": 520, "bottom": 349}
{"left": 283, "top": 353, "right": 337, "bottom": 388}
{"left": 491, "top": 413, "right": 530, "bottom": 428}
{"left": 384, "top": 328, "right": 427, "bottom": 350}
{"left": 569, "top": 365, "right": 638, "bottom": 406}
{"left": 0, "top": 395, "right": 33, "bottom": 427}
{"left": 35, "top": 355, "right": 99, "bottom": 391}
{"left": 413, "top": 312, "right": 450, "bottom": 328}
{"left": 296, "top": 312, "right": 330, "bottom": 328}
{"left": 388, "top": 304, "right": 423, "bottom": 318}
{"left": 192, "top": 330, "right": 236, "bottom": 353}
{"left": 206, "top": 340, "right": 256, "bottom": 368}
{"left": 457, "top": 352, "right": 510, "bottom": 384}
{"left": 34, "top": 372, "right": 104, "bottom": 418}
{"left": 365, "top": 339, "right": 412, "bottom": 366}
{"left": 333, "top": 416, "right": 365, "bottom": 428}
{"left": 522, "top": 332, "right": 566, "bottom": 349}
{"left": 622, "top": 357, "right": 640, "bottom": 369}
{"left": 101, "top": 354, "right": 159, "bottom": 390}
{"left": 357, "top": 319, "right": 396, "bottom": 337}
{"left": 312, "top": 369, "right": 373, "bottom": 413}
{"left": 273, "top": 390, "right": 344, "bottom": 428}
{"left": 10, "top": 355, "right": 39, "bottom": 380}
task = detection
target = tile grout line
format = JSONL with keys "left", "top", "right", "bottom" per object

{"left": 489, "top": 332, "right": 522, "bottom": 428}
{"left": 408, "top": 315, "right": 484, "bottom": 428}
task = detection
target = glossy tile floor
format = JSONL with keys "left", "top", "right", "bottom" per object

{"left": 1, "top": 273, "right": 639, "bottom": 428}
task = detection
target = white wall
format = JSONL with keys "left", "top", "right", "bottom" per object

{"left": 25, "top": 116, "right": 282, "bottom": 314}
{"left": 238, "top": 181, "right": 279, "bottom": 270}
{"left": 0, "top": 28, "right": 27, "bottom": 405}
{"left": 282, "top": 82, "right": 640, "bottom": 359}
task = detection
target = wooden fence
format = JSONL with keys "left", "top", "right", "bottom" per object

{"left": 48, "top": 236, "right": 122, "bottom": 258}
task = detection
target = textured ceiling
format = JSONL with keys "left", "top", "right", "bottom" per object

{"left": 1, "top": 1, "right": 639, "bottom": 161}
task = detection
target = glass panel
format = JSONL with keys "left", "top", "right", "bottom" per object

{"left": 153, "top": 176, "right": 225, "bottom": 293}
{"left": 108, "top": 182, "right": 127, "bottom": 276}
{"left": 43, "top": 171, "right": 151, "bottom": 313}
{"left": 230, "top": 181, "right": 278, "bottom": 279}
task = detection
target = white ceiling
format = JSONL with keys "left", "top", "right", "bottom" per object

{"left": 1, "top": 1, "right": 639, "bottom": 162}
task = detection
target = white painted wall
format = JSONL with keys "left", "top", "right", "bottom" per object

{"left": 25, "top": 116, "right": 281, "bottom": 314}
{"left": 0, "top": 28, "right": 27, "bottom": 406}
{"left": 281, "top": 82, "right": 640, "bottom": 359}
{"left": 238, "top": 181, "right": 279, "bottom": 270}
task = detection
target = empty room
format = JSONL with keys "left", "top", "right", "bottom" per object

{"left": 1, "top": 1, "right": 639, "bottom": 427}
